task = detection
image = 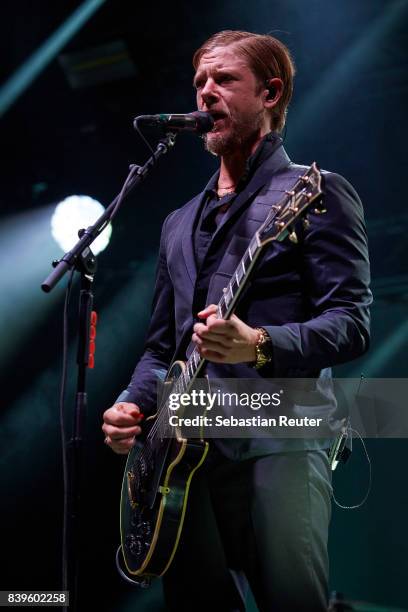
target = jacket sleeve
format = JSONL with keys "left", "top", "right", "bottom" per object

{"left": 115, "top": 214, "right": 176, "bottom": 414}
{"left": 264, "top": 172, "right": 372, "bottom": 374}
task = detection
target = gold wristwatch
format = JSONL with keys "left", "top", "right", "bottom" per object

{"left": 253, "top": 327, "right": 273, "bottom": 370}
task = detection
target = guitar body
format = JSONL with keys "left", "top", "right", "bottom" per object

{"left": 120, "top": 360, "right": 209, "bottom": 578}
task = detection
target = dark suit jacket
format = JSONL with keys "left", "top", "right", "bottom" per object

{"left": 117, "top": 139, "right": 372, "bottom": 457}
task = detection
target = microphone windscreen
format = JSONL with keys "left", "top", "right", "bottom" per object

{"left": 190, "top": 111, "right": 214, "bottom": 134}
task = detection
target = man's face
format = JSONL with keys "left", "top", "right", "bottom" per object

{"left": 194, "top": 45, "right": 268, "bottom": 156}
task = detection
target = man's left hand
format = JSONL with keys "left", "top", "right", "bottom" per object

{"left": 192, "top": 304, "right": 259, "bottom": 363}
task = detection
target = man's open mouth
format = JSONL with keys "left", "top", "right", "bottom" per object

{"left": 208, "top": 112, "right": 228, "bottom": 130}
{"left": 210, "top": 111, "right": 227, "bottom": 121}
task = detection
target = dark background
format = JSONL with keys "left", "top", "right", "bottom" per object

{"left": 1, "top": 1, "right": 407, "bottom": 610}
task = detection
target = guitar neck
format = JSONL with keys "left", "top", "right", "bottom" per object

{"left": 216, "top": 234, "right": 262, "bottom": 320}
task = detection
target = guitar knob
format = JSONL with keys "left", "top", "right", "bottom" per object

{"left": 125, "top": 534, "right": 141, "bottom": 557}
{"left": 125, "top": 534, "right": 135, "bottom": 547}
{"left": 137, "top": 521, "right": 151, "bottom": 536}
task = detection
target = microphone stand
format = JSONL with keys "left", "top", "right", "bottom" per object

{"left": 41, "top": 132, "right": 177, "bottom": 611}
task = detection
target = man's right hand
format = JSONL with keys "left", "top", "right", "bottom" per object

{"left": 102, "top": 402, "right": 144, "bottom": 455}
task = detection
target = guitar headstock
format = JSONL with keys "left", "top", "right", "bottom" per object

{"left": 257, "top": 162, "right": 323, "bottom": 246}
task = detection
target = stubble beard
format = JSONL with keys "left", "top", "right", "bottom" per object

{"left": 203, "top": 109, "right": 264, "bottom": 157}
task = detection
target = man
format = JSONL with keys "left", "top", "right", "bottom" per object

{"left": 103, "top": 31, "right": 371, "bottom": 611}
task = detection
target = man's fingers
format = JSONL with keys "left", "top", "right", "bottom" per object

{"left": 102, "top": 423, "right": 141, "bottom": 439}
{"left": 103, "top": 403, "right": 144, "bottom": 427}
{"left": 197, "top": 337, "right": 229, "bottom": 356}
{"left": 103, "top": 412, "right": 142, "bottom": 427}
{"left": 193, "top": 333, "right": 232, "bottom": 352}
{"left": 200, "top": 348, "right": 225, "bottom": 362}
{"left": 206, "top": 318, "right": 236, "bottom": 333}
{"left": 115, "top": 402, "right": 142, "bottom": 418}
{"left": 193, "top": 321, "right": 234, "bottom": 338}
{"left": 104, "top": 435, "right": 135, "bottom": 455}
{"left": 102, "top": 401, "right": 144, "bottom": 454}
{"left": 197, "top": 304, "right": 218, "bottom": 318}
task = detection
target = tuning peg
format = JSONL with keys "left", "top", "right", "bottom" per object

{"left": 303, "top": 217, "right": 310, "bottom": 230}
{"left": 289, "top": 229, "right": 298, "bottom": 244}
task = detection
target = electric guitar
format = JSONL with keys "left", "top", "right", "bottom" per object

{"left": 119, "top": 163, "right": 323, "bottom": 583}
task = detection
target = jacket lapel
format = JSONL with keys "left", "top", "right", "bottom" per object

{"left": 180, "top": 170, "right": 219, "bottom": 287}
{"left": 214, "top": 144, "right": 291, "bottom": 238}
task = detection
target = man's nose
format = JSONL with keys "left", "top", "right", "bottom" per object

{"left": 200, "top": 79, "right": 219, "bottom": 106}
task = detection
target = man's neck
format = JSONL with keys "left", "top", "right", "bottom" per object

{"left": 218, "top": 129, "right": 269, "bottom": 188}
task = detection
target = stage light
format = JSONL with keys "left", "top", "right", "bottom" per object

{"left": 51, "top": 195, "right": 112, "bottom": 255}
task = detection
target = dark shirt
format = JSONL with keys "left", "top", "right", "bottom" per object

{"left": 194, "top": 191, "right": 236, "bottom": 270}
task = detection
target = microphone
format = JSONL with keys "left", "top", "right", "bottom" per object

{"left": 134, "top": 111, "right": 214, "bottom": 134}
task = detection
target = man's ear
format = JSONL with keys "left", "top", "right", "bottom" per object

{"left": 265, "top": 80, "right": 276, "bottom": 100}
{"left": 264, "top": 77, "right": 283, "bottom": 107}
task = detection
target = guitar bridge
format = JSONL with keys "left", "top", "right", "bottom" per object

{"left": 127, "top": 470, "right": 139, "bottom": 509}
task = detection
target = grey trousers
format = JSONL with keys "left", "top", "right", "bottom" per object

{"left": 162, "top": 449, "right": 332, "bottom": 612}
